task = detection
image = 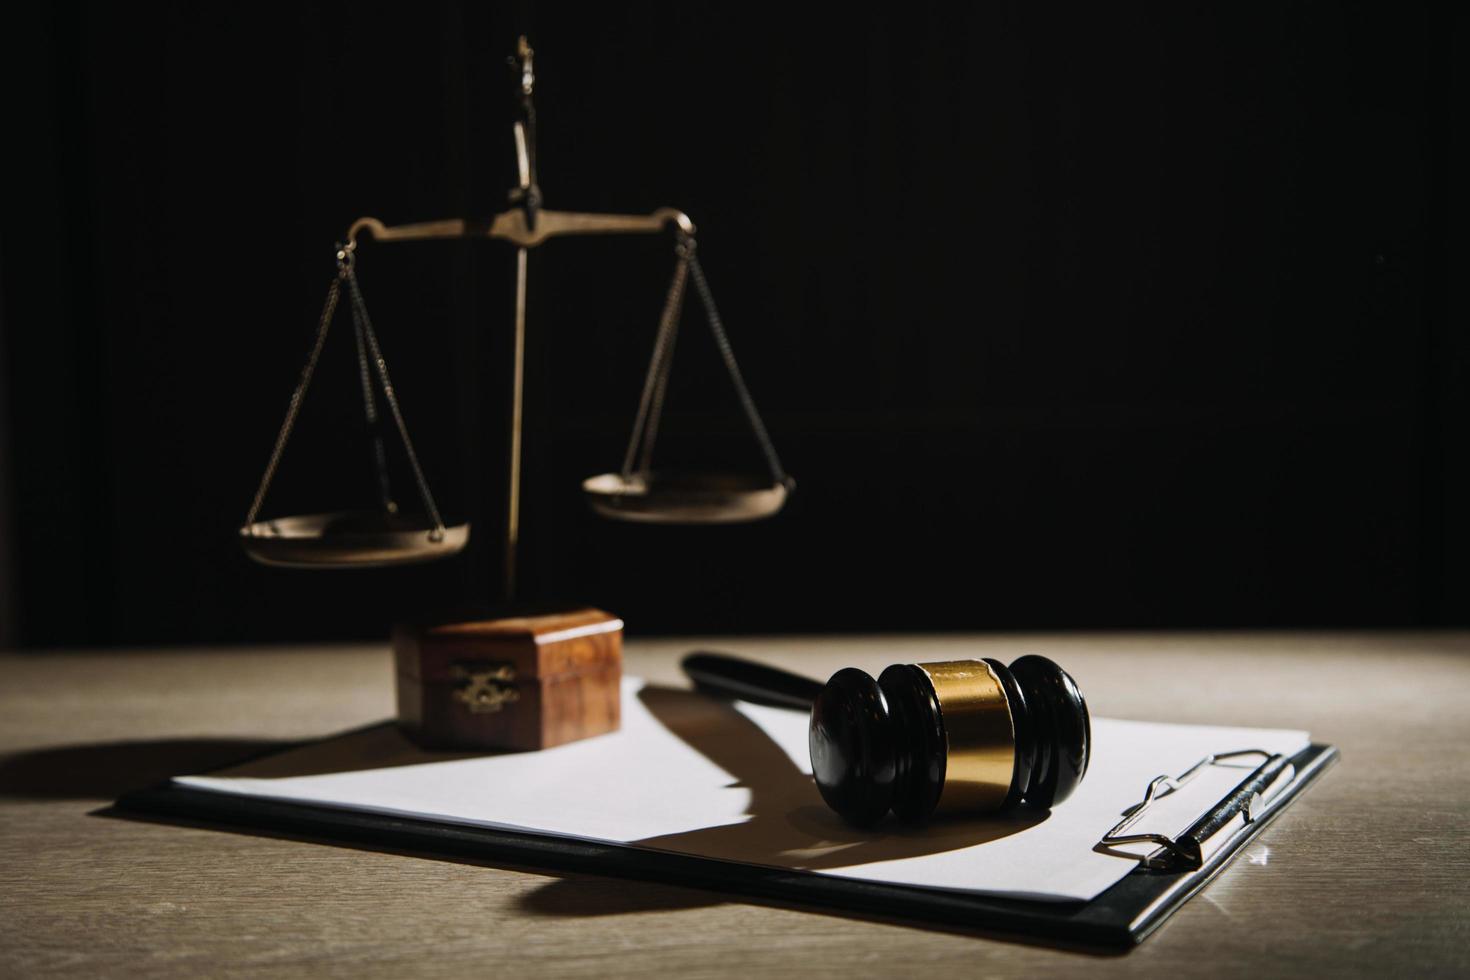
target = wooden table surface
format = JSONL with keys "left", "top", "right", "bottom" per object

{"left": 1, "top": 632, "right": 1466, "bottom": 977}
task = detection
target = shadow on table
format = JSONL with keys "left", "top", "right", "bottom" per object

{"left": 0, "top": 724, "right": 497, "bottom": 800}
{"left": 0, "top": 738, "right": 290, "bottom": 799}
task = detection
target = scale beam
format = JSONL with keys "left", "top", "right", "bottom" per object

{"left": 345, "top": 207, "right": 695, "bottom": 251}
{"left": 341, "top": 202, "right": 697, "bottom": 603}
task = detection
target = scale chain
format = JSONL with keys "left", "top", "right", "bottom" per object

{"left": 622, "top": 250, "right": 689, "bottom": 479}
{"left": 685, "top": 249, "right": 790, "bottom": 486}
{"left": 621, "top": 238, "right": 789, "bottom": 487}
{"left": 348, "top": 290, "right": 398, "bottom": 514}
{"left": 639, "top": 256, "right": 688, "bottom": 475}
{"left": 342, "top": 265, "right": 448, "bottom": 538}
{"left": 244, "top": 269, "right": 344, "bottom": 527}
{"left": 244, "top": 249, "right": 450, "bottom": 539}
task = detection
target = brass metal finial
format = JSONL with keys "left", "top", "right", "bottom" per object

{"left": 516, "top": 36, "right": 535, "bottom": 96}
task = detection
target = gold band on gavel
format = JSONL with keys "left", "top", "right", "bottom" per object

{"left": 917, "top": 660, "right": 1016, "bottom": 813}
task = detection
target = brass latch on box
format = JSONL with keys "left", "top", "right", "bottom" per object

{"left": 451, "top": 663, "right": 520, "bottom": 714}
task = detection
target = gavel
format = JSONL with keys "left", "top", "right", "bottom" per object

{"left": 682, "top": 652, "right": 1091, "bottom": 827}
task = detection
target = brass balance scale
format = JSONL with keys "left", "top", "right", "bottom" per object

{"left": 238, "top": 38, "right": 793, "bottom": 594}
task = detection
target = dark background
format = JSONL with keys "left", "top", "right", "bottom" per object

{"left": 0, "top": 3, "right": 1463, "bottom": 648}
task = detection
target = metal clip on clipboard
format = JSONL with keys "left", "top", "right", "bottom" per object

{"left": 1097, "top": 749, "right": 1296, "bottom": 871}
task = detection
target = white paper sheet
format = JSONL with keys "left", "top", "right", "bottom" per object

{"left": 177, "top": 679, "right": 1309, "bottom": 902}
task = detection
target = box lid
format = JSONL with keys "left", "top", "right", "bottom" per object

{"left": 396, "top": 607, "right": 623, "bottom": 683}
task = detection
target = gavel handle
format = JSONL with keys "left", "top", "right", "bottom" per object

{"left": 680, "top": 652, "right": 824, "bottom": 711}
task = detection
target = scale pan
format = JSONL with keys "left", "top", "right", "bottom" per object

{"left": 582, "top": 472, "right": 791, "bottom": 525}
{"left": 239, "top": 511, "right": 470, "bottom": 569}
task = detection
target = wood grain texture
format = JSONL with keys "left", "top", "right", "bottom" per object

{"left": 1, "top": 633, "right": 1467, "bottom": 978}
{"left": 394, "top": 609, "right": 622, "bottom": 750}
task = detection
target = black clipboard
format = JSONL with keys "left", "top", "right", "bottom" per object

{"left": 114, "top": 739, "right": 1336, "bottom": 949}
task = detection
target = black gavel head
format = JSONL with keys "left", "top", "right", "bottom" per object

{"left": 808, "top": 657, "right": 1090, "bottom": 827}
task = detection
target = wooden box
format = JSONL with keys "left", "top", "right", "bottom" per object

{"left": 393, "top": 608, "right": 622, "bottom": 751}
